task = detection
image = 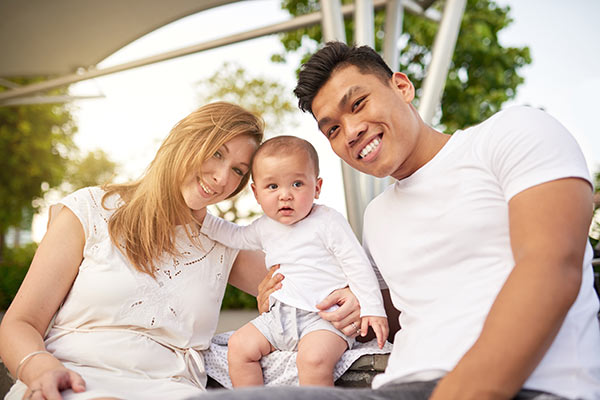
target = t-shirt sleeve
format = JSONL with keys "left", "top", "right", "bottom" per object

{"left": 59, "top": 186, "right": 106, "bottom": 241}
{"left": 201, "top": 213, "right": 263, "bottom": 251}
{"left": 483, "top": 106, "right": 592, "bottom": 202}
{"left": 324, "top": 208, "right": 386, "bottom": 317}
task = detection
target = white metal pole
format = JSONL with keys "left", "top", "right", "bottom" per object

{"left": 383, "top": 0, "right": 404, "bottom": 69}
{"left": 418, "top": 0, "right": 466, "bottom": 125}
{"left": 320, "top": 0, "right": 346, "bottom": 41}
{"left": 355, "top": 0, "right": 375, "bottom": 46}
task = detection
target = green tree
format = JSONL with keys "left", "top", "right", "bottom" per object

{"left": 590, "top": 170, "right": 600, "bottom": 249}
{"left": 275, "top": 0, "right": 531, "bottom": 132}
{"left": 0, "top": 79, "right": 77, "bottom": 259}
{"left": 63, "top": 149, "right": 119, "bottom": 192}
{"left": 196, "top": 62, "right": 296, "bottom": 308}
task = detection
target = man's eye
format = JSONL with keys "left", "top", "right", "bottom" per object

{"left": 267, "top": 184, "right": 278, "bottom": 190}
{"left": 352, "top": 97, "right": 365, "bottom": 111}
{"left": 326, "top": 126, "right": 338, "bottom": 138}
{"left": 292, "top": 181, "right": 303, "bottom": 188}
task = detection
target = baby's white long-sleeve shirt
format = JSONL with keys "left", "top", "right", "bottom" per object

{"left": 201, "top": 204, "right": 385, "bottom": 317}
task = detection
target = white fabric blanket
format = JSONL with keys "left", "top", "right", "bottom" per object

{"left": 204, "top": 331, "right": 392, "bottom": 388}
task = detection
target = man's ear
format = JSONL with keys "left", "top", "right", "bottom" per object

{"left": 391, "top": 72, "right": 415, "bottom": 102}
{"left": 314, "top": 177, "right": 323, "bottom": 199}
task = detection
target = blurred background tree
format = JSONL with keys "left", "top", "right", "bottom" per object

{"left": 0, "top": 78, "right": 77, "bottom": 260}
{"left": 0, "top": 79, "right": 118, "bottom": 310}
{"left": 196, "top": 62, "right": 296, "bottom": 308}
{"left": 274, "top": 0, "right": 531, "bottom": 132}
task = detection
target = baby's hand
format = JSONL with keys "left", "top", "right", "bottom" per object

{"left": 361, "top": 316, "right": 389, "bottom": 349}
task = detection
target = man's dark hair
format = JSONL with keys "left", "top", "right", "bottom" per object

{"left": 294, "top": 41, "right": 394, "bottom": 114}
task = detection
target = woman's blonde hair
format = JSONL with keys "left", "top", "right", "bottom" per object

{"left": 103, "top": 102, "right": 264, "bottom": 277}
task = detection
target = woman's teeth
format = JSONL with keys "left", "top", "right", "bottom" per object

{"left": 359, "top": 137, "right": 381, "bottom": 159}
{"left": 199, "top": 180, "right": 211, "bottom": 194}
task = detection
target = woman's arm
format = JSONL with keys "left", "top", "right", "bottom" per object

{"left": 227, "top": 249, "right": 267, "bottom": 297}
{"left": 0, "top": 206, "right": 86, "bottom": 395}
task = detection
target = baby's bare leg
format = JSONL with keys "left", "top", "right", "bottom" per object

{"left": 227, "top": 323, "right": 274, "bottom": 387}
{"left": 296, "top": 330, "right": 347, "bottom": 386}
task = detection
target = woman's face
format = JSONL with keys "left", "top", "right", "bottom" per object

{"left": 181, "top": 134, "right": 258, "bottom": 217}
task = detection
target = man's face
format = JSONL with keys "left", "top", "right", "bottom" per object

{"left": 311, "top": 65, "right": 421, "bottom": 180}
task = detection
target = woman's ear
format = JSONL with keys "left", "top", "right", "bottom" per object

{"left": 391, "top": 72, "right": 415, "bottom": 102}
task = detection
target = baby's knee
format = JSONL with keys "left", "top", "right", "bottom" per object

{"left": 227, "top": 330, "right": 247, "bottom": 355}
{"left": 296, "top": 348, "right": 332, "bottom": 371}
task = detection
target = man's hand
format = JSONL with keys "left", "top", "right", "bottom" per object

{"left": 361, "top": 316, "right": 389, "bottom": 349}
{"left": 256, "top": 265, "right": 283, "bottom": 314}
{"left": 316, "top": 287, "right": 362, "bottom": 337}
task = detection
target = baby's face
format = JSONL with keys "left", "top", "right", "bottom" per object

{"left": 251, "top": 152, "right": 322, "bottom": 225}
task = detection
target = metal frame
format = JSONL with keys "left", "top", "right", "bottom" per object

{"left": 0, "top": 0, "right": 438, "bottom": 105}
{"left": 0, "top": 0, "right": 464, "bottom": 238}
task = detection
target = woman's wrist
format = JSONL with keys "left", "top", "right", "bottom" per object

{"left": 15, "top": 350, "right": 52, "bottom": 381}
{"left": 17, "top": 350, "right": 63, "bottom": 385}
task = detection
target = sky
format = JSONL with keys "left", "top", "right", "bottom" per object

{"left": 32, "top": 0, "right": 600, "bottom": 240}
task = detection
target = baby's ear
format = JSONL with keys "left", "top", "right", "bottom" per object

{"left": 251, "top": 182, "right": 258, "bottom": 200}
{"left": 314, "top": 177, "right": 323, "bottom": 199}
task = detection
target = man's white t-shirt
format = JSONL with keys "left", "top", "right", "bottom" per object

{"left": 364, "top": 106, "right": 600, "bottom": 399}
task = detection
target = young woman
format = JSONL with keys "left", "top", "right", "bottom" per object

{"left": 0, "top": 102, "right": 271, "bottom": 399}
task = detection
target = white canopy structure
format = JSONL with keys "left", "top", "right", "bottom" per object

{"left": 0, "top": 0, "right": 466, "bottom": 236}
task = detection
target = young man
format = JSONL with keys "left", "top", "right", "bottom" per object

{"left": 200, "top": 42, "right": 600, "bottom": 399}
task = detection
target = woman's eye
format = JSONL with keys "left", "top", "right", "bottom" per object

{"left": 267, "top": 184, "right": 278, "bottom": 190}
{"left": 213, "top": 151, "right": 222, "bottom": 159}
{"left": 292, "top": 181, "right": 303, "bottom": 188}
{"left": 233, "top": 168, "right": 244, "bottom": 176}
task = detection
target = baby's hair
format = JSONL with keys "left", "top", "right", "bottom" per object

{"left": 252, "top": 135, "right": 320, "bottom": 178}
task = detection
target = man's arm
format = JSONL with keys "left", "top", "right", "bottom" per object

{"left": 431, "top": 177, "right": 593, "bottom": 399}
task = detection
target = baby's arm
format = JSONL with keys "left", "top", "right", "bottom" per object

{"left": 325, "top": 209, "right": 388, "bottom": 341}
{"left": 201, "top": 213, "right": 262, "bottom": 251}
{"left": 360, "top": 316, "right": 389, "bottom": 349}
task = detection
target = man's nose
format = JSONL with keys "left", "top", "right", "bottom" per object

{"left": 342, "top": 116, "right": 367, "bottom": 147}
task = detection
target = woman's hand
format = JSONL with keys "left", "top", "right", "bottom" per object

{"left": 316, "top": 287, "right": 362, "bottom": 338}
{"left": 22, "top": 367, "right": 86, "bottom": 400}
{"left": 256, "top": 265, "right": 284, "bottom": 314}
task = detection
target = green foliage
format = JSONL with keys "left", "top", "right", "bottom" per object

{"left": 0, "top": 79, "right": 77, "bottom": 244}
{"left": 590, "top": 170, "right": 600, "bottom": 250}
{"left": 197, "top": 62, "right": 296, "bottom": 309}
{"left": 220, "top": 283, "right": 258, "bottom": 310}
{"left": 196, "top": 62, "right": 297, "bottom": 136}
{"left": 63, "top": 149, "right": 118, "bottom": 192}
{"left": 0, "top": 243, "right": 37, "bottom": 310}
{"left": 275, "top": 0, "right": 531, "bottom": 132}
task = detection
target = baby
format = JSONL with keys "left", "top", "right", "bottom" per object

{"left": 201, "top": 135, "right": 388, "bottom": 387}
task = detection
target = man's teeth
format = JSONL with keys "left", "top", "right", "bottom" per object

{"left": 359, "top": 137, "right": 381, "bottom": 159}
